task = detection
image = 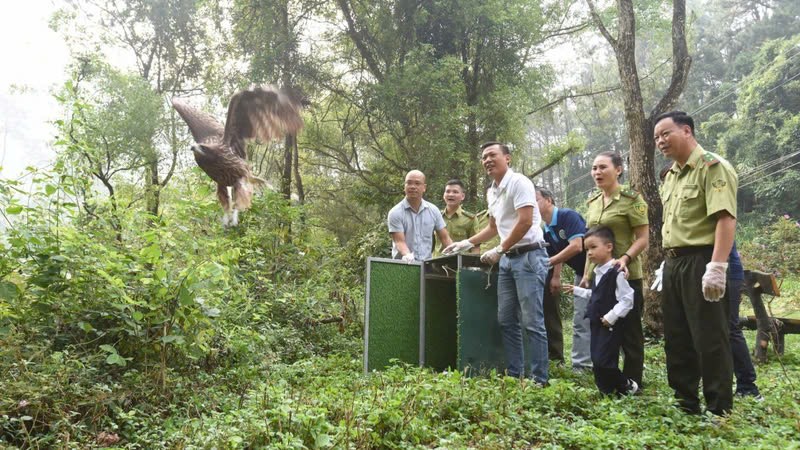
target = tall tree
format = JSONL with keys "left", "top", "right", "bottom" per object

{"left": 55, "top": 0, "right": 212, "bottom": 217}
{"left": 328, "top": 0, "right": 555, "bottom": 202}
{"left": 230, "top": 0, "right": 320, "bottom": 203}
{"left": 55, "top": 60, "right": 163, "bottom": 240}
{"left": 586, "top": 0, "right": 692, "bottom": 332}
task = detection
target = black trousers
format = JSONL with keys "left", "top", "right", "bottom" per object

{"left": 621, "top": 280, "right": 645, "bottom": 386}
{"left": 590, "top": 318, "right": 628, "bottom": 394}
{"left": 543, "top": 270, "right": 564, "bottom": 362}
{"left": 663, "top": 250, "right": 733, "bottom": 415}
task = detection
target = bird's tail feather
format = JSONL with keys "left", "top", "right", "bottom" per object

{"left": 249, "top": 176, "right": 267, "bottom": 188}
{"left": 234, "top": 181, "right": 255, "bottom": 211}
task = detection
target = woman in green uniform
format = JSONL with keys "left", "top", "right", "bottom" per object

{"left": 582, "top": 151, "right": 649, "bottom": 388}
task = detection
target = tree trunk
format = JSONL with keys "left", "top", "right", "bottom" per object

{"left": 97, "top": 175, "right": 122, "bottom": 242}
{"left": 281, "top": 134, "right": 294, "bottom": 200}
{"left": 293, "top": 138, "right": 304, "bottom": 205}
{"left": 466, "top": 113, "right": 480, "bottom": 203}
{"left": 588, "top": 0, "right": 691, "bottom": 334}
{"left": 146, "top": 160, "right": 161, "bottom": 218}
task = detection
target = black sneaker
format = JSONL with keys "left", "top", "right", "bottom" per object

{"left": 736, "top": 390, "right": 764, "bottom": 402}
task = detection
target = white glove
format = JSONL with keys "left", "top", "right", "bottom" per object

{"left": 702, "top": 262, "right": 728, "bottom": 302}
{"left": 650, "top": 261, "right": 665, "bottom": 292}
{"left": 480, "top": 245, "right": 503, "bottom": 265}
{"left": 401, "top": 253, "right": 416, "bottom": 263}
{"left": 443, "top": 239, "right": 473, "bottom": 254}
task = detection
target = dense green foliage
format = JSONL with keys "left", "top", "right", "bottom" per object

{"left": 2, "top": 0, "right": 800, "bottom": 447}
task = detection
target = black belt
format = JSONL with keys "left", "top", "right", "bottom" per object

{"left": 664, "top": 245, "right": 713, "bottom": 259}
{"left": 505, "top": 242, "right": 549, "bottom": 257}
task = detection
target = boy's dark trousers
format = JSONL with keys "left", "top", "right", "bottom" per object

{"left": 587, "top": 266, "right": 629, "bottom": 394}
{"left": 591, "top": 318, "right": 628, "bottom": 394}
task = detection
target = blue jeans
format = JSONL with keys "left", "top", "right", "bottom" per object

{"left": 728, "top": 279, "right": 760, "bottom": 395}
{"left": 497, "top": 248, "right": 549, "bottom": 383}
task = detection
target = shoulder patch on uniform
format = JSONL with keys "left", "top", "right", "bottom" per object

{"left": 711, "top": 179, "right": 727, "bottom": 191}
{"left": 633, "top": 202, "right": 647, "bottom": 216}
{"left": 702, "top": 152, "right": 719, "bottom": 167}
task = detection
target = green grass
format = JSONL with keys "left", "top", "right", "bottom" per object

{"left": 4, "top": 285, "right": 800, "bottom": 449}
{"left": 155, "top": 332, "right": 800, "bottom": 449}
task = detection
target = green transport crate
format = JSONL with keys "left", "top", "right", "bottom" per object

{"left": 363, "top": 258, "right": 424, "bottom": 372}
{"left": 364, "top": 254, "right": 511, "bottom": 375}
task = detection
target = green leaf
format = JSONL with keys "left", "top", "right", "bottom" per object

{"left": 314, "top": 433, "right": 332, "bottom": 448}
{"left": 6, "top": 205, "right": 23, "bottom": 214}
{"left": 161, "top": 334, "right": 185, "bottom": 344}
{"left": 99, "top": 344, "right": 117, "bottom": 354}
{"left": 106, "top": 353, "right": 127, "bottom": 366}
{"left": 178, "top": 287, "right": 194, "bottom": 306}
{"left": 0, "top": 281, "right": 20, "bottom": 301}
{"left": 132, "top": 311, "right": 144, "bottom": 321}
{"left": 45, "top": 184, "right": 57, "bottom": 196}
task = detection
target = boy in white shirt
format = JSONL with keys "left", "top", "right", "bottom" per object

{"left": 564, "top": 225, "right": 638, "bottom": 395}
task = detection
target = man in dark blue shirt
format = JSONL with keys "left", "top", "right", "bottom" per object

{"left": 536, "top": 188, "right": 590, "bottom": 370}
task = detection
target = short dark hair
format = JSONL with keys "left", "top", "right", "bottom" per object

{"left": 480, "top": 141, "right": 510, "bottom": 154}
{"left": 585, "top": 225, "right": 616, "bottom": 248}
{"left": 654, "top": 110, "right": 695, "bottom": 135}
{"left": 537, "top": 187, "right": 556, "bottom": 206}
{"left": 445, "top": 179, "right": 465, "bottom": 191}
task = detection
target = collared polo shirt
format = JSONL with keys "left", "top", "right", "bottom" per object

{"left": 388, "top": 198, "right": 446, "bottom": 260}
{"left": 487, "top": 168, "right": 544, "bottom": 249}
{"left": 661, "top": 144, "right": 737, "bottom": 248}
{"left": 543, "top": 207, "right": 586, "bottom": 276}
{"left": 433, "top": 206, "right": 477, "bottom": 256}
{"left": 585, "top": 185, "right": 649, "bottom": 280}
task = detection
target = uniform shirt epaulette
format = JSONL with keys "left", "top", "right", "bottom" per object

{"left": 702, "top": 152, "right": 720, "bottom": 167}
{"left": 620, "top": 186, "right": 639, "bottom": 198}
{"left": 463, "top": 210, "right": 476, "bottom": 219}
{"left": 586, "top": 189, "right": 602, "bottom": 203}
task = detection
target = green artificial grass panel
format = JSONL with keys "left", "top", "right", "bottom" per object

{"left": 456, "top": 269, "right": 507, "bottom": 375}
{"left": 365, "top": 260, "right": 421, "bottom": 371}
{"left": 423, "top": 279, "right": 458, "bottom": 371}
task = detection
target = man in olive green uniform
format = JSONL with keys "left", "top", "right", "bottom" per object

{"left": 655, "top": 111, "right": 736, "bottom": 416}
{"left": 433, "top": 179, "right": 479, "bottom": 256}
{"left": 475, "top": 199, "right": 502, "bottom": 252}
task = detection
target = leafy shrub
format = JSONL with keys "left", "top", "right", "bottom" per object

{"left": 740, "top": 214, "right": 800, "bottom": 276}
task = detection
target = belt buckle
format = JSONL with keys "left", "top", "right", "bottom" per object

{"left": 666, "top": 248, "right": 677, "bottom": 258}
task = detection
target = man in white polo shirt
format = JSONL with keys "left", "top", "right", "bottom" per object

{"left": 444, "top": 142, "right": 549, "bottom": 384}
{"left": 388, "top": 170, "right": 452, "bottom": 261}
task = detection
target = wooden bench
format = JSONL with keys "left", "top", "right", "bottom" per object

{"left": 737, "top": 270, "right": 800, "bottom": 362}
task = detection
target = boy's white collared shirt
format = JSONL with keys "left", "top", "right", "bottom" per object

{"left": 572, "top": 260, "right": 634, "bottom": 325}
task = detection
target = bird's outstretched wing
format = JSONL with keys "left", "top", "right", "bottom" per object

{"left": 171, "top": 98, "right": 224, "bottom": 144}
{"left": 223, "top": 86, "right": 305, "bottom": 159}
